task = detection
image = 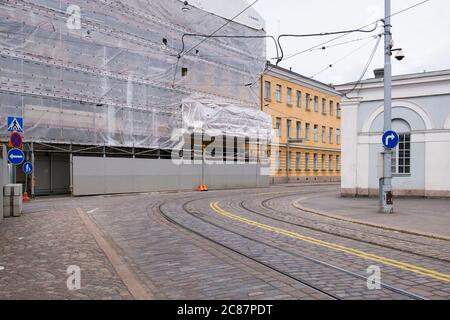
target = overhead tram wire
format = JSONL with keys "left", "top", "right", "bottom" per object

{"left": 278, "top": 0, "right": 431, "bottom": 64}
{"left": 276, "top": 22, "right": 380, "bottom": 65}
{"left": 178, "top": 0, "right": 259, "bottom": 58}
{"left": 279, "top": 33, "right": 382, "bottom": 61}
{"left": 172, "top": 0, "right": 259, "bottom": 87}
{"left": 343, "top": 33, "right": 383, "bottom": 98}
{"left": 310, "top": 33, "right": 382, "bottom": 79}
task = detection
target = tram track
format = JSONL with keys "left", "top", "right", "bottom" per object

{"left": 235, "top": 193, "right": 450, "bottom": 263}
{"left": 154, "top": 192, "right": 429, "bottom": 300}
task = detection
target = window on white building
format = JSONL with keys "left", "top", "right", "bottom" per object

{"left": 392, "top": 133, "right": 411, "bottom": 174}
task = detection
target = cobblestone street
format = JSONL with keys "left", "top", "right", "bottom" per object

{"left": 1, "top": 184, "right": 449, "bottom": 300}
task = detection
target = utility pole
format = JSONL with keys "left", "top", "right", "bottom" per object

{"left": 381, "top": 0, "right": 394, "bottom": 213}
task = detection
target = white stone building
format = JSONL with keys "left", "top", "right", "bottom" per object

{"left": 335, "top": 69, "right": 450, "bottom": 198}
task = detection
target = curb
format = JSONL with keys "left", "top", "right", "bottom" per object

{"left": 76, "top": 208, "right": 154, "bottom": 300}
{"left": 293, "top": 197, "right": 450, "bottom": 242}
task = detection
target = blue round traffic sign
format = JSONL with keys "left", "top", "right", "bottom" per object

{"left": 382, "top": 130, "right": 399, "bottom": 149}
{"left": 8, "top": 148, "right": 25, "bottom": 165}
{"left": 23, "top": 162, "right": 33, "bottom": 175}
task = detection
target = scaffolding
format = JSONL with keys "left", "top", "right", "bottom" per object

{"left": 0, "top": 0, "right": 272, "bottom": 149}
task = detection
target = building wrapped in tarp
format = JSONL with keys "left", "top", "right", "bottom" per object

{"left": 0, "top": 0, "right": 272, "bottom": 195}
{"left": 0, "top": 0, "right": 271, "bottom": 149}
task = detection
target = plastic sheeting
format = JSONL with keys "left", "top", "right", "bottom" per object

{"left": 0, "top": 0, "right": 270, "bottom": 149}
{"left": 181, "top": 96, "right": 271, "bottom": 140}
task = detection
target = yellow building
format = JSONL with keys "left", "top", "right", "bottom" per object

{"left": 262, "top": 64, "right": 342, "bottom": 183}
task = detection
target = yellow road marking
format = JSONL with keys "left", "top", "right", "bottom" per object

{"left": 210, "top": 202, "right": 450, "bottom": 283}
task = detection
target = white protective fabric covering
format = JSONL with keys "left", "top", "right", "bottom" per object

{"left": 0, "top": 0, "right": 270, "bottom": 149}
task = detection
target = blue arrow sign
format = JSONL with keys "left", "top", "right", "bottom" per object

{"left": 382, "top": 130, "right": 399, "bottom": 149}
{"left": 8, "top": 148, "right": 25, "bottom": 165}
{"left": 23, "top": 162, "right": 33, "bottom": 175}
{"left": 7, "top": 116, "right": 24, "bottom": 133}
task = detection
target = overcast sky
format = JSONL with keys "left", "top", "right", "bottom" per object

{"left": 253, "top": 0, "right": 450, "bottom": 85}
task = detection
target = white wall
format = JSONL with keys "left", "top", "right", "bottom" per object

{"left": 72, "top": 156, "right": 269, "bottom": 196}
{"left": 341, "top": 100, "right": 359, "bottom": 193}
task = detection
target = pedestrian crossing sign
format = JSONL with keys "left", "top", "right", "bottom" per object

{"left": 7, "top": 116, "right": 23, "bottom": 133}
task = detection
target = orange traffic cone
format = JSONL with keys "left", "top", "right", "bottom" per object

{"left": 196, "top": 184, "right": 209, "bottom": 192}
{"left": 23, "top": 192, "right": 30, "bottom": 202}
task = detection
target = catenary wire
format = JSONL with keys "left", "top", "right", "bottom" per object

{"left": 278, "top": 0, "right": 431, "bottom": 64}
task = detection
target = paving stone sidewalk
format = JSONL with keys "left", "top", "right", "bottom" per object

{"left": 0, "top": 204, "right": 132, "bottom": 300}
{"left": 298, "top": 192, "right": 450, "bottom": 238}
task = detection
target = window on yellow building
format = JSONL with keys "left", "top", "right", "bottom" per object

{"left": 264, "top": 81, "right": 271, "bottom": 100}
{"left": 305, "top": 94, "right": 311, "bottom": 110}
{"left": 274, "top": 150, "right": 280, "bottom": 170}
{"left": 296, "top": 91, "right": 301, "bottom": 108}
{"left": 336, "top": 129, "right": 341, "bottom": 145}
{"left": 305, "top": 153, "right": 310, "bottom": 170}
{"left": 329, "top": 101, "right": 334, "bottom": 116}
{"left": 322, "top": 126, "right": 326, "bottom": 143}
{"left": 336, "top": 155, "right": 341, "bottom": 171}
{"left": 321, "top": 154, "right": 326, "bottom": 171}
{"left": 296, "top": 152, "right": 301, "bottom": 170}
{"left": 337, "top": 103, "right": 341, "bottom": 118}
{"left": 322, "top": 98, "right": 326, "bottom": 114}
{"left": 313, "top": 125, "right": 319, "bottom": 142}
{"left": 313, "top": 153, "right": 318, "bottom": 170}
{"left": 275, "top": 117, "right": 282, "bottom": 137}
{"left": 287, "top": 87, "right": 292, "bottom": 106}
{"left": 314, "top": 96, "right": 318, "bottom": 112}
{"left": 329, "top": 127, "right": 334, "bottom": 144}
{"left": 329, "top": 155, "right": 333, "bottom": 171}
{"left": 275, "top": 84, "right": 282, "bottom": 102}
{"left": 296, "top": 121, "right": 302, "bottom": 139}
{"left": 287, "top": 119, "right": 292, "bottom": 138}
{"left": 287, "top": 151, "right": 291, "bottom": 170}
{"left": 305, "top": 123, "right": 310, "bottom": 140}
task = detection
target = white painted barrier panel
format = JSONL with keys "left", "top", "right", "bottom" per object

{"left": 72, "top": 156, "right": 269, "bottom": 196}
